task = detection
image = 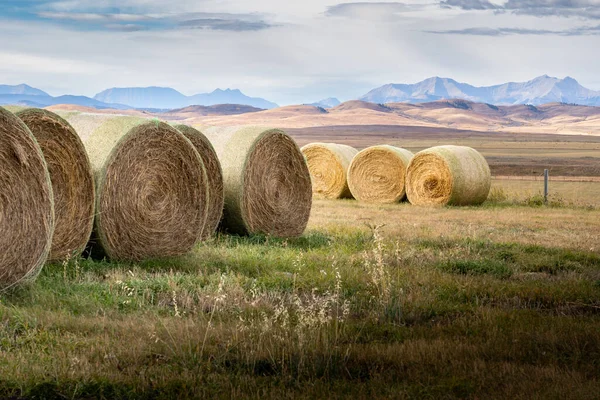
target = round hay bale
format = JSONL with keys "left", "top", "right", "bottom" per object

{"left": 406, "top": 145, "right": 491, "bottom": 206}
{"left": 0, "top": 106, "right": 54, "bottom": 290}
{"left": 62, "top": 114, "right": 209, "bottom": 261}
{"left": 301, "top": 143, "right": 358, "bottom": 199}
{"left": 16, "top": 109, "right": 95, "bottom": 261}
{"left": 175, "top": 125, "right": 224, "bottom": 239}
{"left": 3, "top": 105, "right": 27, "bottom": 114}
{"left": 204, "top": 126, "right": 312, "bottom": 237}
{"left": 347, "top": 145, "right": 414, "bottom": 204}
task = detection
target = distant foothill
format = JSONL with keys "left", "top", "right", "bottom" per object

{"left": 1, "top": 75, "right": 599, "bottom": 111}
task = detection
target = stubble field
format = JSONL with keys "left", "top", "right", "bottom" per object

{"left": 1, "top": 195, "right": 599, "bottom": 399}
{"left": 1, "top": 124, "right": 599, "bottom": 399}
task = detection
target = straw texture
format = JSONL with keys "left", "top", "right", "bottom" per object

{"left": 175, "top": 125, "right": 224, "bottom": 239}
{"left": 204, "top": 126, "right": 312, "bottom": 237}
{"left": 17, "top": 109, "right": 95, "bottom": 261}
{"left": 63, "top": 114, "right": 209, "bottom": 261}
{"left": 0, "top": 106, "right": 54, "bottom": 290}
{"left": 406, "top": 145, "right": 491, "bottom": 206}
{"left": 348, "top": 145, "right": 414, "bottom": 204}
{"left": 301, "top": 143, "right": 358, "bottom": 199}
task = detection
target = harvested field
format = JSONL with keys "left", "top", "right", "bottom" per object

{"left": 287, "top": 125, "right": 600, "bottom": 177}
{"left": 0, "top": 196, "right": 599, "bottom": 399}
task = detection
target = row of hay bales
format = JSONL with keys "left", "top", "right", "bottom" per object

{"left": 301, "top": 143, "right": 491, "bottom": 206}
{"left": 0, "top": 106, "right": 312, "bottom": 290}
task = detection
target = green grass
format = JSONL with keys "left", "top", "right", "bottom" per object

{"left": 1, "top": 208, "right": 599, "bottom": 399}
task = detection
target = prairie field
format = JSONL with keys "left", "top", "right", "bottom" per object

{"left": 1, "top": 119, "right": 599, "bottom": 399}
{"left": 1, "top": 193, "right": 599, "bottom": 399}
{"left": 288, "top": 125, "right": 600, "bottom": 176}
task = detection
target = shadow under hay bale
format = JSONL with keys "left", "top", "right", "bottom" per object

{"left": 17, "top": 109, "right": 95, "bottom": 262}
{"left": 301, "top": 143, "right": 358, "bottom": 199}
{"left": 0, "top": 106, "right": 54, "bottom": 290}
{"left": 175, "top": 125, "right": 224, "bottom": 240}
{"left": 406, "top": 145, "right": 491, "bottom": 206}
{"left": 348, "top": 145, "right": 414, "bottom": 204}
{"left": 204, "top": 126, "right": 312, "bottom": 237}
{"left": 62, "top": 114, "right": 209, "bottom": 261}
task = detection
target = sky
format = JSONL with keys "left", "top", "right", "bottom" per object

{"left": 1, "top": 0, "right": 600, "bottom": 105}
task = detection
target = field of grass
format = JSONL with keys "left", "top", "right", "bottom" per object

{"left": 491, "top": 179, "right": 600, "bottom": 207}
{"left": 1, "top": 194, "right": 599, "bottom": 399}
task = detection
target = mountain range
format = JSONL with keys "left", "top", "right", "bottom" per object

{"left": 93, "top": 87, "right": 278, "bottom": 110}
{"left": 0, "top": 84, "right": 132, "bottom": 110}
{"left": 360, "top": 75, "right": 600, "bottom": 106}
{"left": 308, "top": 98, "right": 341, "bottom": 108}
{"left": 1, "top": 75, "right": 600, "bottom": 111}
{"left": 0, "top": 85, "right": 277, "bottom": 111}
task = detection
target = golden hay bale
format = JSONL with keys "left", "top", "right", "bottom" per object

{"left": 347, "top": 145, "right": 414, "bottom": 204}
{"left": 0, "top": 106, "right": 54, "bottom": 289}
{"left": 16, "top": 109, "right": 95, "bottom": 261}
{"left": 406, "top": 145, "right": 491, "bottom": 206}
{"left": 62, "top": 113, "right": 209, "bottom": 261}
{"left": 301, "top": 143, "right": 358, "bottom": 199}
{"left": 204, "top": 126, "right": 312, "bottom": 237}
{"left": 175, "top": 125, "right": 224, "bottom": 239}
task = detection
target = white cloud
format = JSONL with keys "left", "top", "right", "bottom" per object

{"left": 0, "top": 51, "right": 107, "bottom": 75}
{"left": 0, "top": 1, "right": 599, "bottom": 104}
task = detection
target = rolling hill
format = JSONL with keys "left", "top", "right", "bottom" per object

{"left": 161, "top": 98, "right": 600, "bottom": 136}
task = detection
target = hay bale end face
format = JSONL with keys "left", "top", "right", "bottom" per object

{"left": 406, "top": 145, "right": 491, "bottom": 206}
{"left": 16, "top": 109, "right": 95, "bottom": 262}
{"left": 205, "top": 126, "right": 312, "bottom": 237}
{"left": 301, "top": 143, "right": 358, "bottom": 199}
{"left": 175, "top": 125, "right": 224, "bottom": 239}
{"left": 0, "top": 106, "right": 54, "bottom": 289}
{"left": 63, "top": 114, "right": 209, "bottom": 261}
{"left": 348, "top": 145, "right": 414, "bottom": 204}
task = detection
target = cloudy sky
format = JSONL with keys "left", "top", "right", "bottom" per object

{"left": 1, "top": 0, "right": 600, "bottom": 105}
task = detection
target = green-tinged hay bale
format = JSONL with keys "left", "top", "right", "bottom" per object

{"left": 16, "top": 109, "right": 94, "bottom": 261}
{"left": 0, "top": 106, "right": 54, "bottom": 290}
{"left": 3, "top": 105, "right": 27, "bottom": 114}
{"left": 204, "top": 126, "right": 312, "bottom": 237}
{"left": 301, "top": 143, "right": 358, "bottom": 199}
{"left": 62, "top": 114, "right": 209, "bottom": 261}
{"left": 347, "top": 145, "right": 414, "bottom": 204}
{"left": 175, "top": 125, "right": 224, "bottom": 239}
{"left": 406, "top": 145, "right": 491, "bottom": 206}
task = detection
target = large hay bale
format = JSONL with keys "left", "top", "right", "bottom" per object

{"left": 16, "top": 109, "right": 95, "bottom": 261}
{"left": 62, "top": 114, "right": 209, "bottom": 261}
{"left": 301, "top": 143, "right": 358, "bottom": 199}
{"left": 204, "top": 126, "right": 312, "bottom": 237}
{"left": 347, "top": 145, "right": 414, "bottom": 204}
{"left": 406, "top": 145, "right": 491, "bottom": 206}
{"left": 175, "top": 125, "right": 224, "bottom": 239}
{"left": 3, "top": 105, "right": 27, "bottom": 114}
{"left": 0, "top": 106, "right": 54, "bottom": 289}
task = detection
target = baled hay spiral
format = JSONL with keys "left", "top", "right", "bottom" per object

{"left": 175, "top": 125, "right": 224, "bottom": 239}
{"left": 0, "top": 106, "right": 54, "bottom": 290}
{"left": 301, "top": 143, "right": 358, "bottom": 199}
{"left": 406, "top": 145, "right": 491, "bottom": 206}
{"left": 17, "top": 109, "right": 95, "bottom": 262}
{"left": 347, "top": 145, "right": 414, "bottom": 204}
{"left": 204, "top": 126, "right": 312, "bottom": 237}
{"left": 62, "top": 113, "right": 209, "bottom": 261}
